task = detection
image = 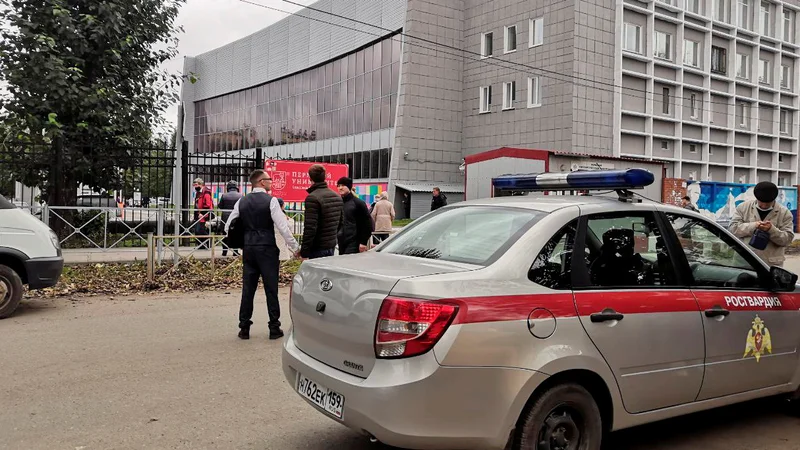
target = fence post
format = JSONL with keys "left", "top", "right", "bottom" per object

{"left": 255, "top": 147, "right": 263, "bottom": 170}
{"left": 146, "top": 232, "right": 154, "bottom": 283}
{"left": 210, "top": 234, "right": 216, "bottom": 276}
{"left": 42, "top": 203, "right": 49, "bottom": 228}
{"left": 156, "top": 208, "right": 164, "bottom": 265}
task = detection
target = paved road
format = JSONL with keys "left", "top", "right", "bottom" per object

{"left": 2, "top": 290, "right": 800, "bottom": 450}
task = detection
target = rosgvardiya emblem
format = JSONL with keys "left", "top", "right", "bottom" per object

{"left": 744, "top": 315, "right": 772, "bottom": 362}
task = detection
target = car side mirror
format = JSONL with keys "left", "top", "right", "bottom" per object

{"left": 770, "top": 266, "right": 798, "bottom": 292}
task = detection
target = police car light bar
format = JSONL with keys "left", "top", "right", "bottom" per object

{"left": 492, "top": 168, "right": 655, "bottom": 191}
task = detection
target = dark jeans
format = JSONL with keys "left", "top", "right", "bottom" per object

{"left": 239, "top": 246, "right": 281, "bottom": 331}
{"left": 193, "top": 221, "right": 210, "bottom": 249}
{"left": 307, "top": 248, "right": 335, "bottom": 259}
{"left": 373, "top": 233, "right": 389, "bottom": 244}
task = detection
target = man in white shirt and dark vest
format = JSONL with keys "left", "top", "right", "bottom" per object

{"left": 225, "top": 169, "right": 300, "bottom": 340}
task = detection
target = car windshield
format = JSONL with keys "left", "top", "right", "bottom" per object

{"left": 0, "top": 194, "right": 15, "bottom": 210}
{"left": 377, "top": 206, "right": 543, "bottom": 265}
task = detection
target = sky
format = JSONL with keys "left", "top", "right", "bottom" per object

{"left": 163, "top": 0, "right": 303, "bottom": 131}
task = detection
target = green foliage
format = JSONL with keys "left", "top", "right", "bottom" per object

{"left": 0, "top": 0, "right": 186, "bottom": 204}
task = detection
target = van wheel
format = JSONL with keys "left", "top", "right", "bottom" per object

{"left": 515, "top": 383, "right": 602, "bottom": 450}
{"left": 0, "top": 264, "right": 24, "bottom": 319}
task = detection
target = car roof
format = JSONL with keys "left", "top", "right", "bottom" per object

{"left": 456, "top": 193, "right": 663, "bottom": 213}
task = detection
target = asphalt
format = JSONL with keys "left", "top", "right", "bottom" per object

{"left": 2, "top": 289, "right": 800, "bottom": 450}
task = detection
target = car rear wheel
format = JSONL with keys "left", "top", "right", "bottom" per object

{"left": 515, "top": 383, "right": 602, "bottom": 450}
{"left": 0, "top": 264, "right": 24, "bottom": 319}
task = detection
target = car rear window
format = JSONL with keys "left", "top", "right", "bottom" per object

{"left": 378, "top": 206, "right": 543, "bottom": 265}
{"left": 0, "top": 194, "right": 15, "bottom": 210}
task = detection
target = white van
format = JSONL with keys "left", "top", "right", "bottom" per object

{"left": 0, "top": 194, "right": 64, "bottom": 318}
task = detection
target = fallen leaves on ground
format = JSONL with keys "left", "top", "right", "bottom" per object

{"left": 26, "top": 258, "right": 301, "bottom": 299}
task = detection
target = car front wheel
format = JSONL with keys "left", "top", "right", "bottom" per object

{"left": 0, "top": 264, "right": 24, "bottom": 319}
{"left": 515, "top": 383, "right": 603, "bottom": 450}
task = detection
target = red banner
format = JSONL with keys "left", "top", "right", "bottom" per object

{"left": 263, "top": 160, "right": 349, "bottom": 203}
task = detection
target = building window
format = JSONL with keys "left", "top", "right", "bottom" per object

{"left": 778, "top": 175, "right": 787, "bottom": 185}
{"left": 689, "top": 144, "right": 697, "bottom": 153}
{"left": 687, "top": 0, "right": 700, "bottom": 14}
{"left": 759, "top": 58, "right": 771, "bottom": 84}
{"left": 479, "top": 86, "right": 492, "bottom": 113}
{"left": 737, "top": 53, "right": 750, "bottom": 79}
{"left": 655, "top": 31, "right": 673, "bottom": 60}
{"left": 709, "top": 147, "right": 715, "bottom": 156}
{"left": 690, "top": 93, "right": 699, "bottom": 118}
{"left": 530, "top": 17, "right": 544, "bottom": 47}
{"left": 715, "top": 0, "right": 729, "bottom": 22}
{"left": 662, "top": 87, "right": 671, "bottom": 114}
{"left": 761, "top": 1, "right": 771, "bottom": 35}
{"left": 662, "top": 140, "right": 670, "bottom": 151}
{"left": 784, "top": 9, "right": 794, "bottom": 42}
{"left": 623, "top": 23, "right": 642, "bottom": 54}
{"left": 528, "top": 77, "right": 542, "bottom": 107}
{"left": 739, "top": 0, "right": 750, "bottom": 29}
{"left": 780, "top": 109, "right": 790, "bottom": 133}
{"left": 684, "top": 40, "right": 700, "bottom": 67}
{"left": 711, "top": 46, "right": 728, "bottom": 74}
{"left": 505, "top": 25, "right": 517, "bottom": 53}
{"left": 779, "top": 153, "right": 785, "bottom": 162}
{"left": 503, "top": 81, "right": 516, "bottom": 110}
{"left": 481, "top": 32, "right": 493, "bottom": 58}
{"left": 782, "top": 64, "right": 792, "bottom": 89}
{"left": 739, "top": 149, "right": 746, "bottom": 157}
{"left": 737, "top": 101, "right": 750, "bottom": 127}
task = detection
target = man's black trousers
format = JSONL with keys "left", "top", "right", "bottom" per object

{"left": 239, "top": 246, "right": 281, "bottom": 331}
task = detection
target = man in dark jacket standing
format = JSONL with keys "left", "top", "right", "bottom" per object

{"left": 337, "top": 177, "right": 373, "bottom": 254}
{"left": 225, "top": 170, "right": 299, "bottom": 340}
{"left": 218, "top": 180, "right": 242, "bottom": 256}
{"left": 431, "top": 187, "right": 447, "bottom": 211}
{"left": 300, "top": 164, "right": 343, "bottom": 259}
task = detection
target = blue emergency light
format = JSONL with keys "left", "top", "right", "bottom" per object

{"left": 492, "top": 168, "right": 655, "bottom": 191}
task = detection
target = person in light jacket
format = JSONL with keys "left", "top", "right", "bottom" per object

{"left": 371, "top": 192, "right": 395, "bottom": 245}
{"left": 729, "top": 181, "right": 795, "bottom": 267}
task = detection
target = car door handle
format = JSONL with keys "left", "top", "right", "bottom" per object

{"left": 590, "top": 310, "right": 624, "bottom": 323}
{"left": 704, "top": 307, "right": 730, "bottom": 318}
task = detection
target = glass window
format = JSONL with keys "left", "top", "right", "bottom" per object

{"left": 480, "top": 85, "right": 492, "bottom": 113}
{"left": 373, "top": 41, "right": 382, "bottom": 69}
{"left": 737, "top": 53, "right": 750, "bottom": 79}
{"left": 389, "top": 95, "right": 397, "bottom": 128}
{"left": 654, "top": 31, "right": 672, "bottom": 60}
{"left": 391, "top": 62, "right": 400, "bottom": 95}
{"left": 684, "top": 40, "right": 700, "bottom": 67}
{"left": 529, "top": 221, "right": 577, "bottom": 290}
{"left": 355, "top": 75, "right": 364, "bottom": 103}
{"left": 782, "top": 64, "right": 792, "bottom": 89}
{"left": 662, "top": 88, "right": 670, "bottom": 114}
{"left": 759, "top": 58, "right": 771, "bottom": 84}
{"left": 331, "top": 84, "right": 340, "bottom": 111}
{"left": 372, "top": 99, "right": 381, "bottom": 131}
{"left": 482, "top": 32, "right": 493, "bottom": 57}
{"left": 780, "top": 109, "right": 790, "bottom": 133}
{"left": 371, "top": 149, "right": 380, "bottom": 178}
{"left": 348, "top": 53, "right": 357, "bottom": 79}
{"left": 665, "top": 214, "right": 764, "bottom": 288}
{"left": 354, "top": 102, "right": 364, "bottom": 133}
{"left": 505, "top": 25, "right": 517, "bottom": 52}
{"left": 364, "top": 72, "right": 373, "bottom": 102}
{"left": 379, "top": 148, "right": 390, "bottom": 178}
{"left": 380, "top": 96, "right": 390, "bottom": 129}
{"left": 288, "top": 77, "right": 295, "bottom": 97}
{"left": 711, "top": 46, "right": 727, "bottom": 74}
{"left": 364, "top": 45, "right": 374, "bottom": 73}
{"left": 361, "top": 151, "right": 371, "bottom": 179}
{"left": 584, "top": 212, "right": 678, "bottom": 287}
{"left": 378, "top": 206, "right": 542, "bottom": 266}
{"left": 340, "top": 56, "right": 348, "bottom": 82}
{"left": 392, "top": 35, "right": 402, "bottom": 62}
{"left": 785, "top": 9, "right": 794, "bottom": 41}
{"left": 530, "top": 17, "right": 544, "bottom": 47}
{"left": 739, "top": 0, "right": 750, "bottom": 29}
{"left": 373, "top": 69, "right": 382, "bottom": 98}
{"left": 382, "top": 65, "right": 392, "bottom": 96}
{"left": 503, "top": 81, "right": 516, "bottom": 110}
{"left": 715, "top": 0, "right": 728, "bottom": 21}
{"left": 325, "top": 64, "right": 334, "bottom": 87}
{"left": 362, "top": 100, "right": 372, "bottom": 131}
{"left": 333, "top": 59, "right": 342, "bottom": 84}
{"left": 761, "top": 1, "right": 770, "bottom": 35}
{"left": 528, "top": 77, "right": 541, "bottom": 107}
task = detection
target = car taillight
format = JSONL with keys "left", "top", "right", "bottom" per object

{"left": 374, "top": 297, "right": 459, "bottom": 359}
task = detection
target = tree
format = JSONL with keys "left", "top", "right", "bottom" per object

{"left": 0, "top": 0, "right": 187, "bottom": 206}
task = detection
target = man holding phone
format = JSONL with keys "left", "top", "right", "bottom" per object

{"left": 729, "top": 181, "right": 795, "bottom": 267}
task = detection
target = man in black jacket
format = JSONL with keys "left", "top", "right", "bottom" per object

{"left": 218, "top": 180, "right": 242, "bottom": 256}
{"left": 226, "top": 170, "right": 299, "bottom": 340}
{"left": 431, "top": 187, "right": 448, "bottom": 211}
{"left": 300, "top": 164, "right": 344, "bottom": 259}
{"left": 336, "top": 177, "right": 373, "bottom": 254}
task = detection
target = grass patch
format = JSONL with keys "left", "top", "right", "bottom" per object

{"left": 392, "top": 219, "right": 413, "bottom": 227}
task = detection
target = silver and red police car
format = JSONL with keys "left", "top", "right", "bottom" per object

{"left": 282, "top": 169, "right": 800, "bottom": 450}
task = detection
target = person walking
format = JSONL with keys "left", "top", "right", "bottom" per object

{"left": 218, "top": 180, "right": 242, "bottom": 256}
{"left": 371, "top": 192, "right": 395, "bottom": 245}
{"left": 192, "top": 178, "right": 214, "bottom": 249}
{"left": 299, "top": 164, "right": 343, "bottom": 259}
{"left": 431, "top": 187, "right": 447, "bottom": 211}
{"left": 336, "top": 177, "right": 373, "bottom": 254}
{"left": 729, "top": 181, "right": 795, "bottom": 267}
{"left": 225, "top": 170, "right": 299, "bottom": 340}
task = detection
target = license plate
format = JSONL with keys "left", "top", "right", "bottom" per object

{"left": 296, "top": 373, "right": 345, "bottom": 419}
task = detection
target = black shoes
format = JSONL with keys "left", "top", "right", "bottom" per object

{"left": 238, "top": 328, "right": 250, "bottom": 340}
{"left": 269, "top": 329, "right": 285, "bottom": 340}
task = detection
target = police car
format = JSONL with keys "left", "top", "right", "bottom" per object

{"left": 282, "top": 169, "right": 800, "bottom": 450}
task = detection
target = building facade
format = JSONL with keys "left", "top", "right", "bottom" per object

{"left": 180, "top": 0, "right": 800, "bottom": 218}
